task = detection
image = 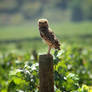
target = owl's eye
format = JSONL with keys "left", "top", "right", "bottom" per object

{"left": 39, "top": 22, "right": 42, "bottom": 24}
{"left": 44, "top": 21, "right": 47, "bottom": 23}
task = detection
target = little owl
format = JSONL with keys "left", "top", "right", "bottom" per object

{"left": 38, "top": 19, "right": 60, "bottom": 54}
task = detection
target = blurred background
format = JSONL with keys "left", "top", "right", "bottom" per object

{"left": 0, "top": 0, "right": 92, "bottom": 51}
{"left": 0, "top": 0, "right": 92, "bottom": 91}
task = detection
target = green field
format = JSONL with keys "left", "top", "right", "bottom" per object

{"left": 0, "top": 22, "right": 92, "bottom": 40}
{"left": 0, "top": 22, "right": 92, "bottom": 52}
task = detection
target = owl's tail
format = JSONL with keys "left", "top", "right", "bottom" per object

{"left": 55, "top": 42, "right": 61, "bottom": 50}
{"left": 54, "top": 39, "right": 61, "bottom": 50}
{"left": 58, "top": 46, "right": 61, "bottom": 50}
{"left": 55, "top": 46, "right": 60, "bottom": 50}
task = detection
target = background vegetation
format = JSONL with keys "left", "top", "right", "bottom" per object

{"left": 0, "top": 0, "right": 92, "bottom": 92}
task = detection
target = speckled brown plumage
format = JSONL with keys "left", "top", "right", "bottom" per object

{"left": 38, "top": 19, "right": 60, "bottom": 54}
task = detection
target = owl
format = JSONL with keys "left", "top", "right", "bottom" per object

{"left": 38, "top": 19, "right": 60, "bottom": 54}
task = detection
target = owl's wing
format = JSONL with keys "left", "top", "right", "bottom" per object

{"left": 49, "top": 30, "right": 60, "bottom": 50}
{"left": 47, "top": 30, "right": 55, "bottom": 42}
{"left": 40, "top": 28, "right": 60, "bottom": 50}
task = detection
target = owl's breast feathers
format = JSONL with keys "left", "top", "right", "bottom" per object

{"left": 40, "top": 28, "right": 60, "bottom": 50}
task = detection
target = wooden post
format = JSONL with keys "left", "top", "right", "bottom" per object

{"left": 39, "top": 54, "right": 54, "bottom": 92}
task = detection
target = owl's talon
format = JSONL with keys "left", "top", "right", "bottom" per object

{"left": 47, "top": 46, "right": 51, "bottom": 54}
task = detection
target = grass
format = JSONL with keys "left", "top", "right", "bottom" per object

{"left": 0, "top": 22, "right": 92, "bottom": 39}
{"left": 0, "top": 22, "right": 92, "bottom": 52}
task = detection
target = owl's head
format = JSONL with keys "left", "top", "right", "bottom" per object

{"left": 38, "top": 19, "right": 48, "bottom": 28}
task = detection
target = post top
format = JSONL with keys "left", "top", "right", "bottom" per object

{"left": 39, "top": 54, "right": 53, "bottom": 58}
{"left": 39, "top": 54, "right": 53, "bottom": 63}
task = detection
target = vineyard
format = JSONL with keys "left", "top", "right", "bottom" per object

{"left": 0, "top": 22, "right": 92, "bottom": 92}
{"left": 0, "top": 43, "right": 92, "bottom": 92}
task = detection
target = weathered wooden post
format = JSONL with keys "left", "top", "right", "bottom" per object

{"left": 39, "top": 54, "right": 54, "bottom": 92}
